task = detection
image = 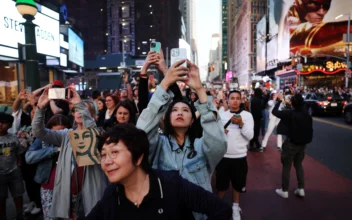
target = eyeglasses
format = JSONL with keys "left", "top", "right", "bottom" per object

{"left": 100, "top": 148, "right": 127, "bottom": 162}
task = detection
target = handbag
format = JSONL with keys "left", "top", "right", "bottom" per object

{"left": 73, "top": 155, "right": 85, "bottom": 219}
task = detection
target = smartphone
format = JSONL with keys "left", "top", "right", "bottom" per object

{"left": 170, "top": 48, "right": 187, "bottom": 68}
{"left": 26, "top": 87, "right": 32, "bottom": 93}
{"left": 48, "top": 88, "right": 69, "bottom": 99}
{"left": 150, "top": 41, "right": 161, "bottom": 54}
{"left": 234, "top": 114, "right": 241, "bottom": 118}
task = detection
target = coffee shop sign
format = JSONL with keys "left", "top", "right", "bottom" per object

{"left": 326, "top": 61, "right": 347, "bottom": 71}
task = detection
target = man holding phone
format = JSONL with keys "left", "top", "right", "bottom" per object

{"left": 216, "top": 90, "right": 254, "bottom": 220}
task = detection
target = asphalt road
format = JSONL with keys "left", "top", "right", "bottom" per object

{"left": 308, "top": 115, "right": 352, "bottom": 181}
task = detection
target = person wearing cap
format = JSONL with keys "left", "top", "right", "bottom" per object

{"left": 0, "top": 112, "right": 25, "bottom": 220}
{"left": 45, "top": 80, "right": 70, "bottom": 124}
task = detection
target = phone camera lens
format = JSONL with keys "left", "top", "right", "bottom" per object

{"left": 151, "top": 43, "right": 156, "bottom": 47}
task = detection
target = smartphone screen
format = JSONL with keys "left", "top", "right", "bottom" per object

{"left": 150, "top": 42, "right": 161, "bottom": 53}
{"left": 48, "top": 88, "right": 67, "bottom": 99}
{"left": 26, "top": 87, "right": 32, "bottom": 93}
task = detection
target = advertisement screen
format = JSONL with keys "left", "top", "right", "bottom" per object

{"left": 0, "top": 0, "right": 60, "bottom": 58}
{"left": 68, "top": 28, "right": 84, "bottom": 67}
{"left": 256, "top": 17, "right": 267, "bottom": 73}
{"left": 277, "top": 0, "right": 352, "bottom": 59}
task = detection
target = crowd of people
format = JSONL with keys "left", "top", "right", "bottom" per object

{"left": 1, "top": 49, "right": 316, "bottom": 220}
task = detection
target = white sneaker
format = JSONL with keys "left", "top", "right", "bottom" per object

{"left": 30, "top": 207, "right": 41, "bottom": 215}
{"left": 294, "top": 188, "right": 305, "bottom": 197}
{"left": 24, "top": 201, "right": 35, "bottom": 213}
{"left": 232, "top": 205, "right": 241, "bottom": 220}
{"left": 260, "top": 147, "right": 265, "bottom": 152}
{"left": 275, "top": 189, "right": 288, "bottom": 198}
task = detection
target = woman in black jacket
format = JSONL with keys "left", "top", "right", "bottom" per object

{"left": 97, "top": 98, "right": 107, "bottom": 127}
{"left": 86, "top": 124, "right": 231, "bottom": 220}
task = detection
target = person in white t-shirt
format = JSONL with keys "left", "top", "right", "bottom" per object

{"left": 216, "top": 90, "right": 254, "bottom": 220}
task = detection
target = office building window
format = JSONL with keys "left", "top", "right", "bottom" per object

{"left": 253, "top": 1, "right": 257, "bottom": 6}
{"left": 121, "top": 5, "right": 130, "bottom": 18}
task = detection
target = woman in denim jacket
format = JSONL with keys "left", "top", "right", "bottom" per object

{"left": 26, "top": 114, "right": 71, "bottom": 220}
{"left": 137, "top": 59, "right": 227, "bottom": 194}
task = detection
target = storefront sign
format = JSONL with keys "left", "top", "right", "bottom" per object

{"left": 326, "top": 61, "right": 347, "bottom": 71}
{"left": 0, "top": 0, "right": 60, "bottom": 58}
{"left": 68, "top": 28, "right": 84, "bottom": 67}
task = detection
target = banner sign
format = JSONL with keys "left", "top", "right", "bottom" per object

{"left": 0, "top": 0, "right": 60, "bottom": 58}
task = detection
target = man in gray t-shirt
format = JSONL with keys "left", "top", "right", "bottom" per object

{"left": 0, "top": 112, "right": 25, "bottom": 219}
{"left": 0, "top": 133, "right": 21, "bottom": 174}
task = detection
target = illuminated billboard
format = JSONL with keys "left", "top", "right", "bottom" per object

{"left": 277, "top": 0, "right": 352, "bottom": 60}
{"left": 256, "top": 17, "right": 267, "bottom": 73}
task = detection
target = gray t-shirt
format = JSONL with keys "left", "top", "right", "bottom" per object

{"left": 0, "top": 134, "right": 20, "bottom": 174}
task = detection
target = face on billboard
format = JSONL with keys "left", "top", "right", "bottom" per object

{"left": 0, "top": 0, "right": 60, "bottom": 58}
{"left": 278, "top": 0, "right": 351, "bottom": 59}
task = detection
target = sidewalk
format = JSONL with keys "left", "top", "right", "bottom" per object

{"left": 213, "top": 135, "right": 352, "bottom": 220}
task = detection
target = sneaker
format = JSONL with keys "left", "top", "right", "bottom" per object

{"left": 294, "top": 188, "right": 305, "bottom": 197}
{"left": 277, "top": 147, "right": 282, "bottom": 151}
{"left": 259, "top": 147, "right": 265, "bottom": 152}
{"left": 30, "top": 207, "right": 41, "bottom": 215}
{"left": 275, "top": 189, "right": 288, "bottom": 198}
{"left": 24, "top": 201, "right": 35, "bottom": 213}
{"left": 232, "top": 205, "right": 241, "bottom": 220}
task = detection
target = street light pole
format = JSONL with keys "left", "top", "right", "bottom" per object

{"left": 16, "top": 0, "right": 40, "bottom": 90}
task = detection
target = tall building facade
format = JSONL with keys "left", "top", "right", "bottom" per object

{"left": 221, "top": 0, "right": 228, "bottom": 80}
{"left": 208, "top": 34, "right": 221, "bottom": 81}
{"left": 179, "top": 0, "right": 198, "bottom": 64}
{"left": 61, "top": 0, "right": 181, "bottom": 61}
{"left": 59, "top": 0, "right": 107, "bottom": 60}
{"left": 107, "top": 0, "right": 136, "bottom": 56}
{"left": 228, "top": 0, "right": 266, "bottom": 87}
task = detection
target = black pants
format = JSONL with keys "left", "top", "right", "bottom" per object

{"left": 250, "top": 119, "right": 261, "bottom": 148}
{"left": 20, "top": 154, "right": 41, "bottom": 208}
{"left": 281, "top": 140, "right": 306, "bottom": 191}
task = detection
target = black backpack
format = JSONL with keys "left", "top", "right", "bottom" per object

{"left": 290, "top": 111, "right": 313, "bottom": 145}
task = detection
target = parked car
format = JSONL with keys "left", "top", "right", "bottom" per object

{"left": 303, "top": 93, "right": 347, "bottom": 116}
{"left": 343, "top": 102, "right": 352, "bottom": 124}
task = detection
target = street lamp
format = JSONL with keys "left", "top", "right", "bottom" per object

{"left": 16, "top": 0, "right": 40, "bottom": 90}
{"left": 335, "top": 12, "right": 351, "bottom": 88}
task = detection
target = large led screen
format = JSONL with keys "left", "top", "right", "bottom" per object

{"left": 68, "top": 28, "right": 84, "bottom": 67}
{"left": 256, "top": 17, "right": 267, "bottom": 73}
{"left": 277, "top": 0, "right": 352, "bottom": 60}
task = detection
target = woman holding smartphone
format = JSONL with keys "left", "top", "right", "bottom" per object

{"left": 137, "top": 59, "right": 227, "bottom": 219}
{"left": 32, "top": 87, "right": 107, "bottom": 219}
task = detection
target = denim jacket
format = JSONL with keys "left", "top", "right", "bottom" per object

{"left": 137, "top": 86, "right": 227, "bottom": 192}
{"left": 25, "top": 138, "right": 59, "bottom": 184}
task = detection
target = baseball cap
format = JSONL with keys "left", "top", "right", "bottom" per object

{"left": 0, "top": 112, "right": 14, "bottom": 125}
{"left": 53, "top": 80, "right": 64, "bottom": 88}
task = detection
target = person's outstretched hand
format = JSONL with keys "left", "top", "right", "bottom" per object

{"left": 160, "top": 59, "right": 189, "bottom": 90}
{"left": 184, "top": 60, "right": 202, "bottom": 91}
{"left": 37, "top": 87, "right": 51, "bottom": 109}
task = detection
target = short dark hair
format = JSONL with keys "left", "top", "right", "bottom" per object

{"left": 0, "top": 112, "right": 14, "bottom": 127}
{"left": 105, "top": 94, "right": 120, "bottom": 106}
{"left": 291, "top": 94, "right": 305, "bottom": 109}
{"left": 228, "top": 90, "right": 241, "bottom": 98}
{"left": 112, "top": 100, "right": 136, "bottom": 124}
{"left": 46, "top": 114, "right": 72, "bottom": 129}
{"left": 98, "top": 124, "right": 151, "bottom": 173}
{"left": 92, "top": 90, "right": 100, "bottom": 99}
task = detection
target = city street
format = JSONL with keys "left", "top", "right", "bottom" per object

{"left": 218, "top": 116, "right": 352, "bottom": 220}
{"left": 6, "top": 115, "right": 352, "bottom": 220}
